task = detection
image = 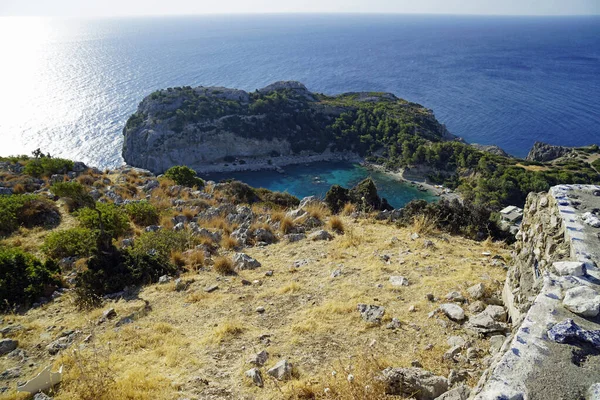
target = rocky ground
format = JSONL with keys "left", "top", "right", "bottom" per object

{"left": 0, "top": 163, "right": 511, "bottom": 400}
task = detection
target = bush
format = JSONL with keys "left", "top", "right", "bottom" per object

{"left": 75, "top": 245, "right": 176, "bottom": 303}
{"left": 76, "top": 202, "right": 130, "bottom": 239}
{"left": 397, "top": 199, "right": 509, "bottom": 241}
{"left": 50, "top": 181, "right": 95, "bottom": 211}
{"left": 0, "top": 194, "right": 61, "bottom": 236}
{"left": 23, "top": 157, "right": 73, "bottom": 178}
{"left": 219, "top": 181, "right": 259, "bottom": 204}
{"left": 213, "top": 256, "right": 234, "bottom": 275}
{"left": 164, "top": 165, "right": 204, "bottom": 188}
{"left": 325, "top": 185, "right": 351, "bottom": 213}
{"left": 42, "top": 227, "right": 98, "bottom": 259}
{"left": 0, "top": 247, "right": 60, "bottom": 309}
{"left": 125, "top": 201, "right": 160, "bottom": 226}
{"left": 255, "top": 188, "right": 300, "bottom": 208}
{"left": 132, "top": 230, "right": 191, "bottom": 261}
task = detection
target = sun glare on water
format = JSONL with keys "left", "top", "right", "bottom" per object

{"left": 0, "top": 17, "right": 73, "bottom": 156}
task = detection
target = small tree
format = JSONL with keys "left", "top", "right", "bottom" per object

{"left": 164, "top": 165, "right": 204, "bottom": 188}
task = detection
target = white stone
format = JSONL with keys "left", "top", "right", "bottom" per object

{"left": 563, "top": 286, "right": 600, "bottom": 317}
{"left": 267, "top": 359, "right": 293, "bottom": 381}
{"left": 553, "top": 261, "right": 585, "bottom": 277}
{"left": 390, "top": 276, "right": 409, "bottom": 287}
{"left": 440, "top": 303, "right": 465, "bottom": 322}
{"left": 467, "top": 283, "right": 486, "bottom": 300}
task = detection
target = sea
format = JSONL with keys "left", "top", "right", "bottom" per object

{"left": 0, "top": 14, "right": 599, "bottom": 206}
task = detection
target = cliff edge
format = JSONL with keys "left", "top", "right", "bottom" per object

{"left": 122, "top": 81, "right": 452, "bottom": 174}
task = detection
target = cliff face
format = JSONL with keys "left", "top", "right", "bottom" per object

{"left": 526, "top": 141, "right": 573, "bottom": 162}
{"left": 122, "top": 81, "right": 451, "bottom": 173}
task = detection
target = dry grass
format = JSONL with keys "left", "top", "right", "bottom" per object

{"left": 77, "top": 174, "right": 96, "bottom": 186}
{"left": 280, "top": 215, "right": 296, "bottom": 234}
{"left": 170, "top": 250, "right": 186, "bottom": 268}
{"left": 328, "top": 216, "right": 345, "bottom": 234}
{"left": 0, "top": 216, "right": 510, "bottom": 400}
{"left": 220, "top": 234, "right": 239, "bottom": 250}
{"left": 411, "top": 214, "right": 438, "bottom": 235}
{"left": 271, "top": 210, "right": 286, "bottom": 223}
{"left": 182, "top": 208, "right": 196, "bottom": 220}
{"left": 213, "top": 256, "right": 234, "bottom": 275}
{"left": 185, "top": 250, "right": 205, "bottom": 271}
{"left": 203, "top": 215, "right": 237, "bottom": 235}
{"left": 304, "top": 202, "right": 330, "bottom": 221}
{"left": 515, "top": 162, "right": 550, "bottom": 172}
{"left": 341, "top": 202, "right": 356, "bottom": 216}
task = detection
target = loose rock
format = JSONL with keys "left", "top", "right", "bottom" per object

{"left": 382, "top": 367, "right": 448, "bottom": 400}
{"left": 267, "top": 359, "right": 293, "bottom": 381}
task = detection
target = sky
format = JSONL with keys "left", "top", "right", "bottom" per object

{"left": 0, "top": 0, "right": 598, "bottom": 17}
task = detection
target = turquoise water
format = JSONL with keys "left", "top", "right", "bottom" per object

{"left": 204, "top": 162, "right": 436, "bottom": 209}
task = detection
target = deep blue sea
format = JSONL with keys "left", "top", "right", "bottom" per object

{"left": 0, "top": 14, "right": 598, "bottom": 205}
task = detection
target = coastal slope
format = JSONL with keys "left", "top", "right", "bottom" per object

{"left": 122, "top": 81, "right": 453, "bottom": 174}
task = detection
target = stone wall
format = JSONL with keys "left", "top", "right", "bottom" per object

{"left": 473, "top": 184, "right": 600, "bottom": 400}
{"left": 502, "top": 191, "right": 570, "bottom": 324}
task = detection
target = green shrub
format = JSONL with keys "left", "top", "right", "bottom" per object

{"left": 397, "top": 199, "right": 510, "bottom": 241}
{"left": 76, "top": 202, "right": 130, "bottom": 239}
{"left": 42, "top": 227, "right": 98, "bottom": 259}
{"left": 0, "top": 194, "right": 60, "bottom": 236}
{"left": 164, "top": 165, "right": 204, "bottom": 188}
{"left": 218, "top": 180, "right": 259, "bottom": 204}
{"left": 23, "top": 157, "right": 73, "bottom": 178}
{"left": 75, "top": 245, "right": 176, "bottom": 304}
{"left": 255, "top": 188, "right": 300, "bottom": 208}
{"left": 50, "top": 181, "right": 95, "bottom": 211}
{"left": 324, "top": 185, "right": 351, "bottom": 213}
{"left": 125, "top": 201, "right": 159, "bottom": 226}
{"left": 0, "top": 247, "right": 60, "bottom": 309}
{"left": 592, "top": 158, "right": 600, "bottom": 172}
{"left": 74, "top": 250, "right": 174, "bottom": 306}
{"left": 131, "top": 230, "right": 191, "bottom": 261}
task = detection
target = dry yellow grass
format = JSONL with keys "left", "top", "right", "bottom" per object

{"left": 220, "top": 234, "right": 239, "bottom": 250}
{"left": 280, "top": 215, "right": 296, "bottom": 234}
{"left": 304, "top": 202, "right": 330, "bottom": 221}
{"left": 341, "top": 202, "right": 356, "bottom": 216}
{"left": 515, "top": 162, "right": 550, "bottom": 172}
{"left": 328, "top": 216, "right": 345, "bottom": 233}
{"left": 411, "top": 214, "right": 438, "bottom": 235}
{"left": 0, "top": 218, "right": 509, "bottom": 400}
{"left": 213, "top": 255, "right": 234, "bottom": 275}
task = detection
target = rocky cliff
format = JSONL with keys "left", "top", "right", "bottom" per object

{"left": 526, "top": 141, "right": 574, "bottom": 162}
{"left": 122, "top": 81, "right": 453, "bottom": 173}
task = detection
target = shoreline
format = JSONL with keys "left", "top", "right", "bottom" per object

{"left": 190, "top": 151, "right": 363, "bottom": 175}
{"left": 363, "top": 162, "right": 460, "bottom": 201}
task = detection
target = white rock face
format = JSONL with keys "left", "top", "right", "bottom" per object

{"left": 563, "top": 285, "right": 600, "bottom": 317}
{"left": 582, "top": 212, "right": 600, "bottom": 228}
{"left": 553, "top": 261, "right": 585, "bottom": 277}
{"left": 440, "top": 303, "right": 465, "bottom": 322}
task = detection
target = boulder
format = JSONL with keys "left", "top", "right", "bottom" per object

{"left": 0, "top": 339, "right": 18, "bottom": 356}
{"left": 267, "top": 359, "right": 293, "bottom": 381}
{"left": 382, "top": 367, "right": 449, "bottom": 400}
{"left": 548, "top": 319, "right": 600, "bottom": 348}
{"left": 285, "top": 233, "right": 306, "bottom": 243}
{"left": 467, "top": 309, "right": 508, "bottom": 335}
{"left": 467, "top": 283, "right": 486, "bottom": 300}
{"left": 309, "top": 230, "right": 333, "bottom": 241}
{"left": 233, "top": 253, "right": 261, "bottom": 270}
{"left": 445, "top": 291, "right": 465, "bottom": 303}
{"left": 563, "top": 286, "right": 600, "bottom": 317}
{"left": 439, "top": 304, "right": 465, "bottom": 322}
{"left": 357, "top": 304, "right": 385, "bottom": 324}
{"left": 245, "top": 368, "right": 264, "bottom": 387}
{"left": 552, "top": 261, "right": 585, "bottom": 277}
{"left": 247, "top": 350, "right": 269, "bottom": 366}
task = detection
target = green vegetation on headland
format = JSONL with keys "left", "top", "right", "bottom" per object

{"left": 123, "top": 82, "right": 600, "bottom": 211}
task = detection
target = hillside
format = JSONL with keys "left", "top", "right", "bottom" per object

{"left": 0, "top": 156, "right": 512, "bottom": 400}
{"left": 122, "top": 82, "right": 600, "bottom": 210}
{"left": 122, "top": 81, "right": 454, "bottom": 174}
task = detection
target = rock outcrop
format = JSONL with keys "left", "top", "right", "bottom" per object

{"left": 122, "top": 81, "right": 452, "bottom": 174}
{"left": 526, "top": 141, "right": 574, "bottom": 162}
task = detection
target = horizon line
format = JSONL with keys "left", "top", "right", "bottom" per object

{"left": 1, "top": 11, "right": 599, "bottom": 18}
